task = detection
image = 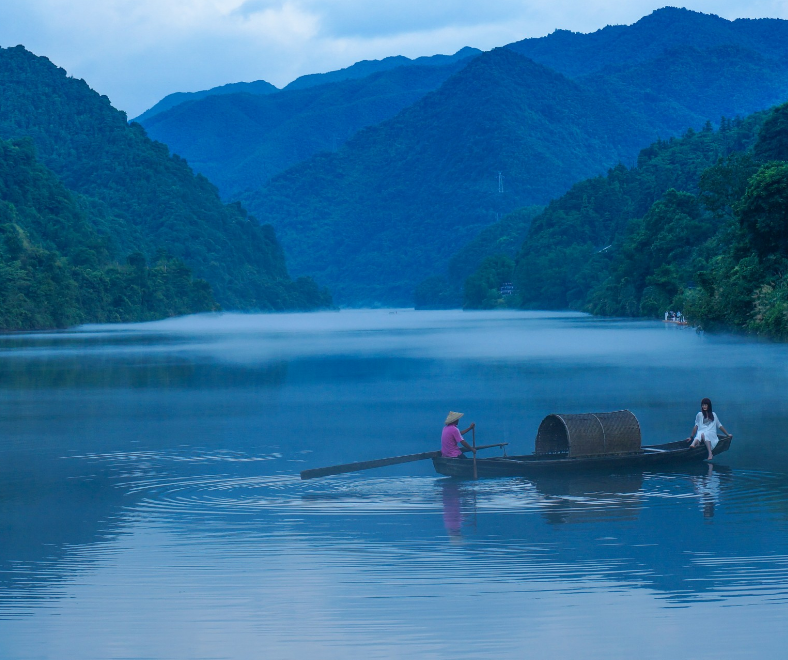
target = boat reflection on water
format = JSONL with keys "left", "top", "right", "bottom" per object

{"left": 440, "top": 481, "right": 476, "bottom": 542}
{"left": 530, "top": 472, "right": 644, "bottom": 525}
{"left": 534, "top": 465, "right": 733, "bottom": 524}
{"left": 438, "top": 464, "right": 734, "bottom": 539}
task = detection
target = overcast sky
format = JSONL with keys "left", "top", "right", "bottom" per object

{"left": 2, "top": 1, "right": 787, "bottom": 117}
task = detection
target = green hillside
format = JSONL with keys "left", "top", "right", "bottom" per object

{"left": 0, "top": 137, "right": 217, "bottom": 330}
{"left": 414, "top": 206, "right": 542, "bottom": 309}
{"left": 0, "top": 45, "right": 331, "bottom": 312}
{"left": 590, "top": 106, "right": 788, "bottom": 337}
{"left": 466, "top": 103, "right": 788, "bottom": 338}
{"left": 242, "top": 48, "right": 657, "bottom": 304}
{"left": 509, "top": 115, "right": 764, "bottom": 310}
{"left": 141, "top": 60, "right": 473, "bottom": 197}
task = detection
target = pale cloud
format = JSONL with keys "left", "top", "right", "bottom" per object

{"left": 239, "top": 0, "right": 530, "bottom": 37}
{"left": 1, "top": 1, "right": 787, "bottom": 117}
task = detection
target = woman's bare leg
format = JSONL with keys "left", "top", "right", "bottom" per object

{"left": 702, "top": 434, "right": 713, "bottom": 460}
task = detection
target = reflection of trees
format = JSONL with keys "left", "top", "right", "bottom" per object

{"left": 0, "top": 352, "right": 288, "bottom": 390}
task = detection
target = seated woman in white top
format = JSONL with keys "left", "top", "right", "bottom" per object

{"left": 687, "top": 397, "right": 732, "bottom": 460}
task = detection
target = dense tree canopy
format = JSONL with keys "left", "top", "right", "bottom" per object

{"left": 415, "top": 206, "right": 541, "bottom": 309}
{"left": 464, "top": 102, "right": 788, "bottom": 339}
{"left": 737, "top": 161, "right": 788, "bottom": 258}
{"left": 0, "top": 45, "right": 331, "bottom": 314}
{"left": 0, "top": 137, "right": 218, "bottom": 329}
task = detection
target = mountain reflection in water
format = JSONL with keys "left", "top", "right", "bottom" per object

{"left": 1, "top": 310, "right": 787, "bottom": 659}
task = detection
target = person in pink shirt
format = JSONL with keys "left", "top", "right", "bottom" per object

{"left": 441, "top": 411, "right": 476, "bottom": 458}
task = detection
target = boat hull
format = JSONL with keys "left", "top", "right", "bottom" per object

{"left": 433, "top": 436, "right": 732, "bottom": 478}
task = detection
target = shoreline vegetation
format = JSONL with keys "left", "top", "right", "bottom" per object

{"left": 0, "top": 137, "right": 219, "bottom": 330}
{"left": 0, "top": 46, "right": 332, "bottom": 332}
{"left": 455, "top": 102, "right": 788, "bottom": 341}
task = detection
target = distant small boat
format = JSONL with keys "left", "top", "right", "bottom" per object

{"left": 433, "top": 411, "right": 732, "bottom": 478}
{"left": 663, "top": 311, "right": 688, "bottom": 325}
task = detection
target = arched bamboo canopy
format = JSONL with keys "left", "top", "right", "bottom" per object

{"left": 535, "top": 410, "right": 641, "bottom": 458}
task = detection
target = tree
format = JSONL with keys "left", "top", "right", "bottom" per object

{"left": 754, "top": 102, "right": 788, "bottom": 162}
{"left": 464, "top": 255, "right": 515, "bottom": 309}
{"left": 738, "top": 163, "right": 788, "bottom": 258}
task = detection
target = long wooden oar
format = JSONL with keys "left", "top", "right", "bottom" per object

{"left": 300, "top": 443, "right": 508, "bottom": 480}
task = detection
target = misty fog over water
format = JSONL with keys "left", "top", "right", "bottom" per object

{"left": 1, "top": 310, "right": 787, "bottom": 659}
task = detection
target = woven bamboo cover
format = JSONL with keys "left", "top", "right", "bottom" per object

{"left": 535, "top": 410, "right": 641, "bottom": 458}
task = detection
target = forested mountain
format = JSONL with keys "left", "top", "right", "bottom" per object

{"left": 140, "top": 7, "right": 788, "bottom": 201}
{"left": 414, "top": 206, "right": 542, "bottom": 309}
{"left": 134, "top": 79, "right": 279, "bottom": 124}
{"left": 420, "top": 41, "right": 788, "bottom": 309}
{"left": 501, "top": 115, "right": 764, "bottom": 310}
{"left": 241, "top": 48, "right": 661, "bottom": 304}
{"left": 135, "top": 47, "right": 480, "bottom": 126}
{"left": 0, "top": 137, "right": 217, "bottom": 329}
{"left": 464, "top": 103, "right": 788, "bottom": 338}
{"left": 243, "top": 32, "right": 788, "bottom": 304}
{"left": 141, "top": 59, "right": 474, "bottom": 197}
{"left": 507, "top": 7, "right": 788, "bottom": 78}
{"left": 579, "top": 44, "right": 788, "bottom": 136}
{"left": 0, "top": 45, "right": 331, "bottom": 315}
{"left": 590, "top": 107, "right": 788, "bottom": 337}
{"left": 134, "top": 8, "right": 788, "bottom": 308}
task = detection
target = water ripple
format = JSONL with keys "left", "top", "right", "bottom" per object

{"left": 78, "top": 447, "right": 788, "bottom": 524}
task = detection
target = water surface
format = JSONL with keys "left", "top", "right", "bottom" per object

{"left": 1, "top": 310, "right": 787, "bottom": 659}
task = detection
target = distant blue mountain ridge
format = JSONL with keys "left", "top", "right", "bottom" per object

{"left": 138, "top": 7, "right": 788, "bottom": 203}
{"left": 282, "top": 46, "right": 483, "bottom": 92}
{"left": 139, "top": 57, "right": 477, "bottom": 197}
{"left": 136, "top": 7, "right": 788, "bottom": 306}
{"left": 237, "top": 9, "right": 788, "bottom": 305}
{"left": 134, "top": 79, "right": 279, "bottom": 124}
{"left": 507, "top": 6, "right": 788, "bottom": 77}
{"left": 133, "top": 46, "right": 481, "bottom": 124}
{"left": 137, "top": 6, "right": 788, "bottom": 127}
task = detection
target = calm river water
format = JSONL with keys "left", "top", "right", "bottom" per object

{"left": 1, "top": 310, "right": 787, "bottom": 659}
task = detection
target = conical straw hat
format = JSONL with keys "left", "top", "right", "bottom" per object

{"left": 444, "top": 411, "right": 464, "bottom": 425}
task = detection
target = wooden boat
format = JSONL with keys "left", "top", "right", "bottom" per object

{"left": 300, "top": 410, "right": 732, "bottom": 481}
{"left": 433, "top": 410, "right": 732, "bottom": 479}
